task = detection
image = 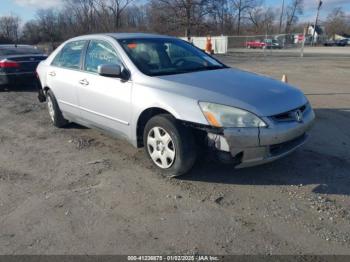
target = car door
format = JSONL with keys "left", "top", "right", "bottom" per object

{"left": 46, "top": 40, "right": 87, "bottom": 118}
{"left": 77, "top": 39, "right": 132, "bottom": 138}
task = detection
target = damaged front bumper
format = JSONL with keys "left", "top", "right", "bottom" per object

{"left": 207, "top": 105, "right": 316, "bottom": 168}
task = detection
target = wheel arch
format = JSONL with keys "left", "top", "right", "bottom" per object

{"left": 136, "top": 107, "right": 175, "bottom": 148}
{"left": 37, "top": 86, "right": 51, "bottom": 103}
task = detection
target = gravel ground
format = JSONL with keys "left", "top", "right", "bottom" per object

{"left": 0, "top": 52, "right": 349, "bottom": 255}
{"left": 229, "top": 46, "right": 350, "bottom": 57}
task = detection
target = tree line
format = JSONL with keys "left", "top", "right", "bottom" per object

{"left": 0, "top": 0, "right": 349, "bottom": 46}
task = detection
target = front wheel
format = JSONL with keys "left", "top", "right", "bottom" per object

{"left": 143, "top": 114, "right": 197, "bottom": 177}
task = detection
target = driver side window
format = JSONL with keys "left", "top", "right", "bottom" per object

{"left": 84, "top": 40, "right": 122, "bottom": 73}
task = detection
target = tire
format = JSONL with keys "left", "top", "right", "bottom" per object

{"left": 143, "top": 114, "right": 197, "bottom": 177}
{"left": 46, "top": 89, "right": 68, "bottom": 128}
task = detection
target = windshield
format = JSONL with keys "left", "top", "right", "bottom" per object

{"left": 0, "top": 46, "right": 42, "bottom": 56}
{"left": 118, "top": 38, "right": 227, "bottom": 76}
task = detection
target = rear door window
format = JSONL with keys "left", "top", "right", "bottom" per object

{"left": 51, "top": 40, "right": 86, "bottom": 70}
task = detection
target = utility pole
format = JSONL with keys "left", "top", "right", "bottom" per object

{"left": 278, "top": 0, "right": 285, "bottom": 34}
{"left": 301, "top": 27, "right": 307, "bottom": 58}
{"left": 311, "top": 0, "right": 323, "bottom": 46}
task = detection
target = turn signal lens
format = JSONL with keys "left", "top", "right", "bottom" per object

{"left": 203, "top": 111, "right": 222, "bottom": 128}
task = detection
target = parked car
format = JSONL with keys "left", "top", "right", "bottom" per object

{"left": 336, "top": 39, "right": 348, "bottom": 46}
{"left": 37, "top": 33, "right": 315, "bottom": 177}
{"left": 264, "top": 39, "right": 282, "bottom": 49}
{"left": 245, "top": 40, "right": 266, "bottom": 49}
{"left": 324, "top": 39, "right": 348, "bottom": 47}
{"left": 0, "top": 45, "right": 47, "bottom": 89}
{"left": 324, "top": 40, "right": 336, "bottom": 46}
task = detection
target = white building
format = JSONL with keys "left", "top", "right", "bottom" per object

{"left": 307, "top": 25, "right": 324, "bottom": 44}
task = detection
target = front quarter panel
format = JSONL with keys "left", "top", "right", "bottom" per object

{"left": 130, "top": 81, "right": 208, "bottom": 145}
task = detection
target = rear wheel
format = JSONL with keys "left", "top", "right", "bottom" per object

{"left": 143, "top": 114, "right": 197, "bottom": 177}
{"left": 46, "top": 89, "right": 68, "bottom": 128}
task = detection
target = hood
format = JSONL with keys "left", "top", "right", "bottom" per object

{"left": 155, "top": 68, "right": 307, "bottom": 116}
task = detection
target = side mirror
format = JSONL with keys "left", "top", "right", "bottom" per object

{"left": 98, "top": 64, "right": 122, "bottom": 78}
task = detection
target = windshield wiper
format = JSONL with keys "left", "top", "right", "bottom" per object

{"left": 185, "top": 65, "right": 224, "bottom": 73}
{"left": 205, "top": 65, "right": 225, "bottom": 70}
{"left": 151, "top": 66, "right": 225, "bottom": 76}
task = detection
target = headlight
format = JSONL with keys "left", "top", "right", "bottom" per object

{"left": 199, "top": 102, "right": 267, "bottom": 128}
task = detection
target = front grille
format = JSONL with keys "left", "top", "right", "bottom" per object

{"left": 269, "top": 134, "right": 306, "bottom": 156}
{"left": 271, "top": 104, "right": 308, "bottom": 122}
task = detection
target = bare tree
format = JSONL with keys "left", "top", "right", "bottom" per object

{"left": 36, "top": 9, "right": 61, "bottom": 49}
{"left": 248, "top": 6, "right": 275, "bottom": 34}
{"left": 123, "top": 4, "right": 148, "bottom": 30}
{"left": 0, "top": 15, "right": 21, "bottom": 44}
{"left": 285, "top": 0, "right": 303, "bottom": 34}
{"left": 153, "top": 0, "right": 211, "bottom": 37}
{"left": 101, "top": 0, "right": 136, "bottom": 30}
{"left": 63, "top": 0, "right": 99, "bottom": 33}
{"left": 21, "top": 21, "right": 42, "bottom": 44}
{"left": 231, "top": 0, "right": 260, "bottom": 35}
{"left": 209, "top": 0, "right": 230, "bottom": 35}
{"left": 278, "top": 0, "right": 285, "bottom": 34}
{"left": 325, "top": 7, "right": 349, "bottom": 38}
{"left": 12, "top": 0, "right": 297, "bottom": 45}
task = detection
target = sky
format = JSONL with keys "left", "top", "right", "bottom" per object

{"left": 0, "top": 0, "right": 61, "bottom": 21}
{"left": 0, "top": 0, "right": 350, "bottom": 23}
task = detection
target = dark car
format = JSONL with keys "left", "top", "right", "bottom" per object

{"left": 0, "top": 45, "right": 47, "bottom": 90}
{"left": 324, "top": 39, "right": 348, "bottom": 47}
{"left": 324, "top": 40, "right": 336, "bottom": 46}
{"left": 264, "top": 39, "right": 282, "bottom": 49}
{"left": 336, "top": 39, "right": 348, "bottom": 47}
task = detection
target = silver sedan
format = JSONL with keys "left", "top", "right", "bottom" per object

{"left": 37, "top": 33, "right": 315, "bottom": 177}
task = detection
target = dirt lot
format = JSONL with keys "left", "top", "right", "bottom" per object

{"left": 0, "top": 52, "right": 349, "bottom": 255}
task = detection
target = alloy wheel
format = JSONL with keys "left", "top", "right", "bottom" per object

{"left": 147, "top": 127, "right": 176, "bottom": 169}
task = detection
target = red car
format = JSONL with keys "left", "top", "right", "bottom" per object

{"left": 245, "top": 40, "right": 266, "bottom": 49}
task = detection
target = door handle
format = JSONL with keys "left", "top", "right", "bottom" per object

{"left": 79, "top": 79, "right": 89, "bottom": 86}
{"left": 49, "top": 71, "right": 56, "bottom": 76}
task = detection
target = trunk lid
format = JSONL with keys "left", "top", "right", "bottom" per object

{"left": 0, "top": 54, "right": 47, "bottom": 73}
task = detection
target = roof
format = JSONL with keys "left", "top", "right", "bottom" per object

{"left": 106, "top": 33, "right": 173, "bottom": 39}
{"left": 67, "top": 33, "right": 175, "bottom": 43}
{"left": 64, "top": 33, "right": 178, "bottom": 45}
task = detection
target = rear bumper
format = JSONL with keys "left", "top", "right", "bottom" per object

{"left": 0, "top": 74, "right": 9, "bottom": 86}
{"left": 208, "top": 106, "right": 315, "bottom": 168}
{"left": 0, "top": 72, "right": 37, "bottom": 87}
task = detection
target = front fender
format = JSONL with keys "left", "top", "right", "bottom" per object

{"left": 129, "top": 83, "right": 208, "bottom": 145}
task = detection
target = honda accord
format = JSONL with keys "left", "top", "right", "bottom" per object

{"left": 36, "top": 33, "right": 315, "bottom": 177}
